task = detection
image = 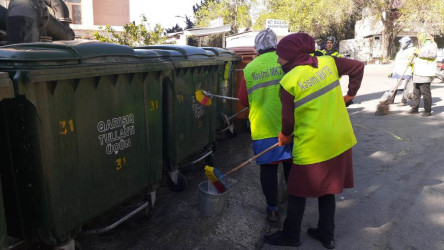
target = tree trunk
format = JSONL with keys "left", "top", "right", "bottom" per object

{"left": 381, "top": 9, "right": 396, "bottom": 61}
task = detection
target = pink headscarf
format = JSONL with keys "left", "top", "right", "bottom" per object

{"left": 276, "top": 33, "right": 318, "bottom": 73}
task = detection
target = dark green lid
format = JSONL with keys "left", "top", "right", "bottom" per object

{"left": 0, "top": 41, "right": 163, "bottom": 65}
{"left": 202, "top": 47, "right": 236, "bottom": 58}
{"left": 136, "top": 45, "right": 210, "bottom": 60}
{"left": 135, "top": 48, "right": 185, "bottom": 61}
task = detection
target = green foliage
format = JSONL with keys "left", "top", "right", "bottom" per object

{"left": 360, "top": 0, "right": 444, "bottom": 57}
{"left": 166, "top": 24, "right": 183, "bottom": 34}
{"left": 92, "top": 15, "right": 173, "bottom": 46}
{"left": 250, "top": 0, "right": 444, "bottom": 58}
{"left": 397, "top": 0, "right": 444, "bottom": 35}
{"left": 252, "top": 0, "right": 356, "bottom": 37}
{"left": 194, "top": 0, "right": 253, "bottom": 33}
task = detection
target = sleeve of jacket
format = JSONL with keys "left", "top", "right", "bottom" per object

{"left": 280, "top": 87, "right": 295, "bottom": 136}
{"left": 333, "top": 57, "right": 364, "bottom": 96}
{"left": 237, "top": 77, "right": 249, "bottom": 107}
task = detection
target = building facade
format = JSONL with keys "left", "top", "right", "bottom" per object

{"left": 64, "top": 0, "right": 130, "bottom": 38}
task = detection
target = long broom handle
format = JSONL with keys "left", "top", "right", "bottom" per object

{"left": 202, "top": 90, "right": 240, "bottom": 101}
{"left": 387, "top": 53, "right": 418, "bottom": 103}
{"left": 227, "top": 107, "right": 249, "bottom": 121}
{"left": 225, "top": 142, "right": 280, "bottom": 175}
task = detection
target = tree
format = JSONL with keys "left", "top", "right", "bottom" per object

{"left": 185, "top": 15, "right": 195, "bottom": 29}
{"left": 166, "top": 24, "right": 183, "bottom": 34}
{"left": 93, "top": 15, "right": 173, "bottom": 46}
{"left": 194, "top": 0, "right": 253, "bottom": 34}
{"left": 167, "top": 15, "right": 195, "bottom": 33}
{"left": 359, "top": 0, "right": 444, "bottom": 59}
{"left": 253, "top": 0, "right": 356, "bottom": 38}
{"left": 397, "top": 0, "right": 444, "bottom": 35}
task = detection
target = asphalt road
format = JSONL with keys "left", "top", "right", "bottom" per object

{"left": 77, "top": 64, "right": 444, "bottom": 250}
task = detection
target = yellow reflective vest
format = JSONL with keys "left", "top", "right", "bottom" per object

{"left": 320, "top": 50, "right": 342, "bottom": 58}
{"left": 244, "top": 52, "right": 284, "bottom": 140}
{"left": 280, "top": 56, "right": 356, "bottom": 165}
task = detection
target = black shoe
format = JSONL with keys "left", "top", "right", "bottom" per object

{"left": 267, "top": 209, "right": 280, "bottom": 222}
{"left": 407, "top": 109, "right": 419, "bottom": 114}
{"left": 307, "top": 228, "right": 335, "bottom": 249}
{"left": 422, "top": 111, "right": 432, "bottom": 117}
{"left": 264, "top": 231, "right": 301, "bottom": 247}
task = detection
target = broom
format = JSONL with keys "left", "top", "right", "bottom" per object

{"left": 195, "top": 90, "right": 212, "bottom": 106}
{"left": 195, "top": 89, "right": 239, "bottom": 106}
{"left": 375, "top": 54, "right": 417, "bottom": 116}
{"left": 205, "top": 142, "right": 280, "bottom": 193}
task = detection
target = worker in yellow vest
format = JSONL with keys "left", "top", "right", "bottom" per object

{"left": 408, "top": 32, "right": 437, "bottom": 117}
{"left": 315, "top": 36, "right": 342, "bottom": 57}
{"left": 263, "top": 33, "right": 364, "bottom": 249}
{"left": 237, "top": 28, "right": 292, "bottom": 222}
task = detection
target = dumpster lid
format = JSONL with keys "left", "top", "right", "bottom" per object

{"left": 136, "top": 45, "right": 210, "bottom": 59}
{"left": 0, "top": 41, "right": 163, "bottom": 63}
{"left": 135, "top": 48, "right": 185, "bottom": 61}
{"left": 202, "top": 47, "right": 236, "bottom": 58}
{"left": 204, "top": 50, "right": 216, "bottom": 57}
{"left": 226, "top": 46, "right": 257, "bottom": 56}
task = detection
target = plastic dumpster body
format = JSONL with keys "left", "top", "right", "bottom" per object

{"left": 137, "top": 45, "right": 223, "bottom": 190}
{"left": 0, "top": 41, "right": 167, "bottom": 246}
{"left": 0, "top": 177, "right": 7, "bottom": 250}
{"left": 0, "top": 72, "right": 13, "bottom": 249}
{"left": 226, "top": 46, "right": 257, "bottom": 120}
{"left": 202, "top": 47, "right": 240, "bottom": 134}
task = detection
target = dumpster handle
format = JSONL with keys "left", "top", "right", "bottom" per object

{"left": 80, "top": 201, "right": 149, "bottom": 235}
{"left": 180, "top": 149, "right": 213, "bottom": 168}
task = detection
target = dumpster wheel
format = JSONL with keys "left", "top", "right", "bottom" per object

{"left": 167, "top": 171, "right": 187, "bottom": 192}
{"left": 144, "top": 190, "right": 156, "bottom": 219}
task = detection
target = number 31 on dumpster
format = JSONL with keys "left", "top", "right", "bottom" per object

{"left": 59, "top": 119, "right": 75, "bottom": 135}
{"left": 116, "top": 157, "right": 127, "bottom": 171}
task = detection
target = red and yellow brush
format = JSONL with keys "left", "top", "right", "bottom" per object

{"left": 205, "top": 166, "right": 228, "bottom": 193}
{"left": 195, "top": 89, "right": 239, "bottom": 106}
{"left": 205, "top": 142, "right": 280, "bottom": 193}
{"left": 195, "top": 90, "right": 212, "bottom": 106}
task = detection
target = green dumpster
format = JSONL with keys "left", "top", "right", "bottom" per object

{"left": 0, "top": 178, "right": 7, "bottom": 250}
{"left": 137, "top": 45, "right": 223, "bottom": 190}
{"left": 0, "top": 72, "right": 12, "bottom": 250}
{"left": 202, "top": 47, "right": 240, "bottom": 135}
{"left": 0, "top": 41, "right": 168, "bottom": 246}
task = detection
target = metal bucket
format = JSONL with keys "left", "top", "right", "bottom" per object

{"left": 198, "top": 181, "right": 229, "bottom": 216}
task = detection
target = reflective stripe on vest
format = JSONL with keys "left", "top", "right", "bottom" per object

{"left": 244, "top": 52, "right": 284, "bottom": 140}
{"left": 280, "top": 56, "right": 356, "bottom": 165}
{"left": 321, "top": 50, "right": 342, "bottom": 58}
{"left": 294, "top": 80, "right": 340, "bottom": 108}
{"left": 246, "top": 79, "right": 281, "bottom": 95}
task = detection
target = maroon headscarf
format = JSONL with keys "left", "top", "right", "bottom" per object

{"left": 276, "top": 32, "right": 318, "bottom": 73}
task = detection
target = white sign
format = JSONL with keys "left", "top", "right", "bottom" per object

{"left": 210, "top": 17, "right": 224, "bottom": 28}
{"left": 266, "top": 19, "right": 289, "bottom": 35}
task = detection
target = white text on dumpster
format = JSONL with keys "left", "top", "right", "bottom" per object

{"left": 97, "top": 114, "right": 135, "bottom": 155}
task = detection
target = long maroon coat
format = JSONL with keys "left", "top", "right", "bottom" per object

{"left": 281, "top": 57, "right": 364, "bottom": 197}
